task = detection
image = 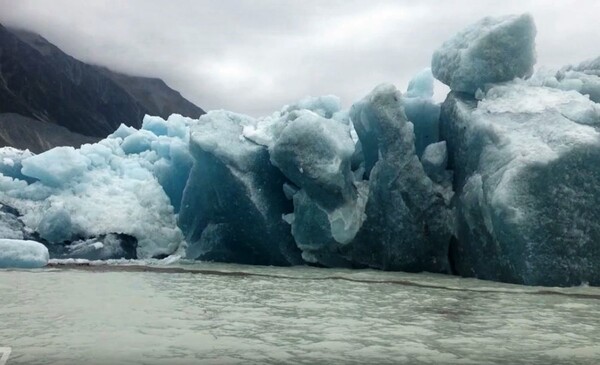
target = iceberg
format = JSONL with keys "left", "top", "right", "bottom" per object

{"left": 0, "top": 239, "right": 49, "bottom": 268}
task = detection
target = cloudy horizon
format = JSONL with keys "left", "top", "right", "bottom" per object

{"left": 1, "top": 0, "right": 599, "bottom": 116}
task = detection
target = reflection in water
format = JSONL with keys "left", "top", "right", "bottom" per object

{"left": 1, "top": 263, "right": 600, "bottom": 364}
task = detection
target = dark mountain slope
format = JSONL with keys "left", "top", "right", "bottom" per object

{"left": 0, "top": 24, "right": 204, "bottom": 151}
{"left": 0, "top": 113, "right": 97, "bottom": 153}
{"left": 0, "top": 24, "right": 146, "bottom": 137}
{"left": 95, "top": 67, "right": 204, "bottom": 119}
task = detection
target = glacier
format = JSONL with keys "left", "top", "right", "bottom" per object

{"left": 1, "top": 13, "right": 600, "bottom": 286}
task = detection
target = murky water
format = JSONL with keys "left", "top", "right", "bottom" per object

{"left": 1, "top": 262, "right": 600, "bottom": 364}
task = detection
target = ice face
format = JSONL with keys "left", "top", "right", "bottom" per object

{"left": 432, "top": 13, "right": 536, "bottom": 94}
{"left": 441, "top": 82, "right": 600, "bottom": 285}
{"left": 152, "top": 138, "right": 193, "bottom": 212}
{"left": 0, "top": 239, "right": 49, "bottom": 268}
{"left": 345, "top": 84, "right": 453, "bottom": 272}
{"left": 178, "top": 110, "right": 302, "bottom": 265}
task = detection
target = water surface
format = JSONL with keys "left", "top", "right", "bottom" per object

{"left": 1, "top": 262, "right": 599, "bottom": 364}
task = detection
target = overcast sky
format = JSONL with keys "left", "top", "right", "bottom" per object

{"left": 1, "top": 0, "right": 599, "bottom": 116}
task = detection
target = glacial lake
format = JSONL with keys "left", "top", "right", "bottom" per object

{"left": 1, "top": 262, "right": 600, "bottom": 365}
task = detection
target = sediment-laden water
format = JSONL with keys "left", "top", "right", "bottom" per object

{"left": 1, "top": 262, "right": 599, "bottom": 364}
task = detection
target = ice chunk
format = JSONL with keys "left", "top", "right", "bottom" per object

{"left": 406, "top": 68, "right": 435, "bottom": 98}
{"left": 0, "top": 204, "right": 25, "bottom": 240}
{"left": 0, "top": 147, "right": 36, "bottom": 182}
{"left": 432, "top": 14, "right": 536, "bottom": 94}
{"left": 109, "top": 123, "right": 137, "bottom": 139}
{"left": 121, "top": 130, "right": 157, "bottom": 154}
{"left": 288, "top": 188, "right": 364, "bottom": 268}
{"left": 142, "top": 115, "right": 169, "bottom": 136}
{"left": 50, "top": 234, "right": 137, "bottom": 260}
{"left": 290, "top": 180, "right": 369, "bottom": 265}
{"left": 179, "top": 110, "right": 302, "bottom": 265}
{"left": 0, "top": 239, "right": 48, "bottom": 268}
{"left": 166, "top": 114, "right": 193, "bottom": 140}
{"left": 403, "top": 69, "right": 442, "bottom": 158}
{"left": 572, "top": 56, "right": 600, "bottom": 76}
{"left": 190, "top": 110, "right": 257, "bottom": 169}
{"left": 421, "top": 141, "right": 450, "bottom": 185}
{"left": 270, "top": 110, "right": 356, "bottom": 210}
{"left": 21, "top": 146, "right": 90, "bottom": 187}
{"left": 534, "top": 57, "right": 600, "bottom": 103}
{"left": 403, "top": 98, "right": 441, "bottom": 158}
{"left": 249, "top": 101, "right": 365, "bottom": 267}
{"left": 282, "top": 182, "right": 298, "bottom": 200}
{"left": 283, "top": 95, "right": 342, "bottom": 118}
{"left": 37, "top": 206, "right": 72, "bottom": 243}
{"left": 479, "top": 81, "right": 600, "bottom": 125}
{"left": 441, "top": 82, "right": 600, "bottom": 285}
{"left": 242, "top": 95, "right": 343, "bottom": 149}
{"left": 561, "top": 56, "right": 600, "bottom": 103}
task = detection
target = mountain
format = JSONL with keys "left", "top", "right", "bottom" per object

{"left": 94, "top": 66, "right": 203, "bottom": 120}
{"left": 0, "top": 113, "right": 97, "bottom": 154}
{"left": 0, "top": 24, "right": 204, "bottom": 151}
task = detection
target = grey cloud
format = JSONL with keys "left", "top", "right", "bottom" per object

{"left": 1, "top": 0, "right": 599, "bottom": 116}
